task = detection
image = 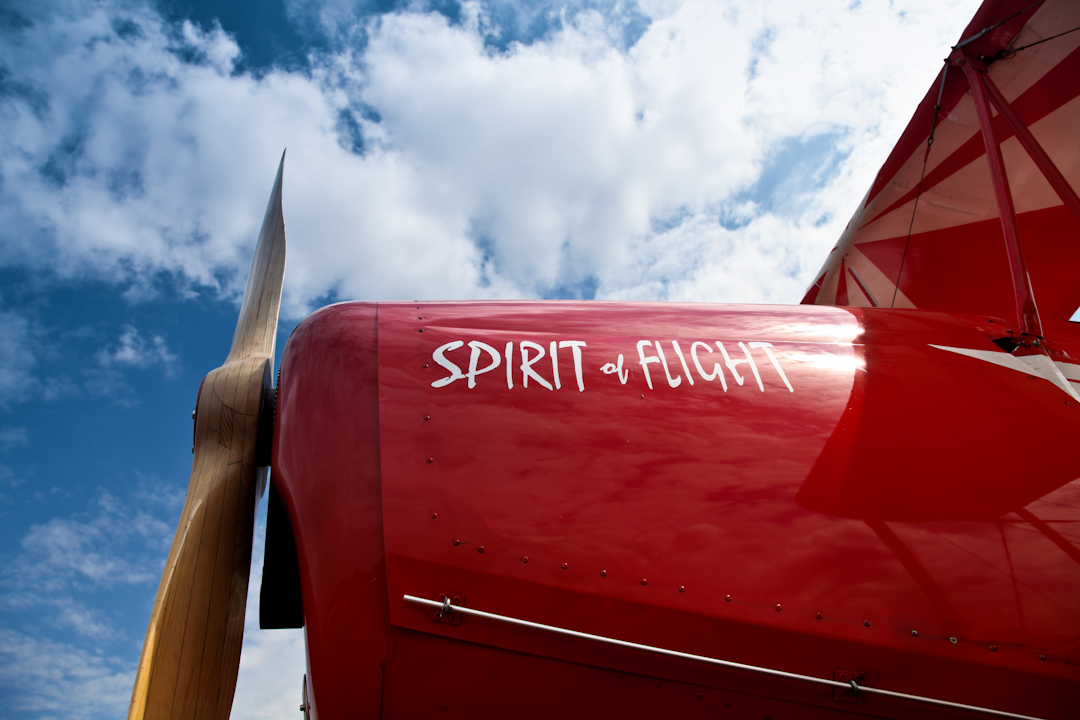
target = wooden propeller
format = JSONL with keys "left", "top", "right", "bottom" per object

{"left": 129, "top": 153, "right": 287, "bottom": 720}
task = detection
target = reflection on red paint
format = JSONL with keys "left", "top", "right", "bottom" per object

{"left": 274, "top": 301, "right": 1080, "bottom": 719}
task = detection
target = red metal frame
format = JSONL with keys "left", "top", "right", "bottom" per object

{"left": 955, "top": 50, "right": 1042, "bottom": 340}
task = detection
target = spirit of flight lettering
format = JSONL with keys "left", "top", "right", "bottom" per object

{"left": 430, "top": 339, "right": 793, "bottom": 393}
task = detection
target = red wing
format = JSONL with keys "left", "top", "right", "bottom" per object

{"left": 804, "top": 0, "right": 1080, "bottom": 323}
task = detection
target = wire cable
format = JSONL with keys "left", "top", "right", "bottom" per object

{"left": 955, "top": 0, "right": 1044, "bottom": 49}
{"left": 891, "top": 62, "right": 948, "bottom": 308}
{"left": 1011, "top": 24, "right": 1080, "bottom": 53}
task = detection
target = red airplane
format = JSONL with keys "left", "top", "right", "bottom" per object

{"left": 128, "top": 0, "right": 1080, "bottom": 717}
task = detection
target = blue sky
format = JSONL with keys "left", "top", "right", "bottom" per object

{"left": 0, "top": 0, "right": 982, "bottom": 717}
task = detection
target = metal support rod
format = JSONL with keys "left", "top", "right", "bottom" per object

{"left": 955, "top": 51, "right": 1042, "bottom": 339}
{"left": 403, "top": 594, "right": 1043, "bottom": 720}
{"left": 970, "top": 56, "right": 1080, "bottom": 228}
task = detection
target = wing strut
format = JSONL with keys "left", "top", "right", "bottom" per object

{"left": 954, "top": 50, "right": 1042, "bottom": 341}
{"left": 968, "top": 55, "right": 1080, "bottom": 227}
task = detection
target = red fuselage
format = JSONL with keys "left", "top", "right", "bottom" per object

{"left": 272, "top": 301, "right": 1080, "bottom": 718}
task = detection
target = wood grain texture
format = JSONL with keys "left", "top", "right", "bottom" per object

{"left": 228, "top": 154, "right": 287, "bottom": 365}
{"left": 129, "top": 152, "right": 286, "bottom": 720}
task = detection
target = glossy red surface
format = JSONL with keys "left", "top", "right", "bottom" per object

{"left": 273, "top": 303, "right": 388, "bottom": 720}
{"left": 273, "top": 300, "right": 1080, "bottom": 719}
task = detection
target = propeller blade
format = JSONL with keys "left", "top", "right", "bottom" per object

{"left": 229, "top": 151, "right": 288, "bottom": 363}
{"left": 129, "top": 152, "right": 287, "bottom": 720}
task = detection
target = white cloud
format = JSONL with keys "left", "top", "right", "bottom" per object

{"left": 82, "top": 324, "right": 179, "bottom": 406}
{"left": 0, "top": 308, "right": 41, "bottom": 408}
{"left": 2, "top": 487, "right": 179, "bottom": 627}
{"left": 0, "top": 306, "right": 182, "bottom": 409}
{"left": 232, "top": 507, "right": 307, "bottom": 720}
{"left": 96, "top": 324, "right": 179, "bottom": 376}
{"left": 0, "top": 0, "right": 982, "bottom": 317}
{"left": 0, "top": 483, "right": 183, "bottom": 717}
{"left": 0, "top": 627, "right": 135, "bottom": 720}
{"left": 0, "top": 482, "right": 306, "bottom": 719}
{"left": 82, "top": 367, "right": 137, "bottom": 406}
{"left": 231, "top": 620, "right": 307, "bottom": 720}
